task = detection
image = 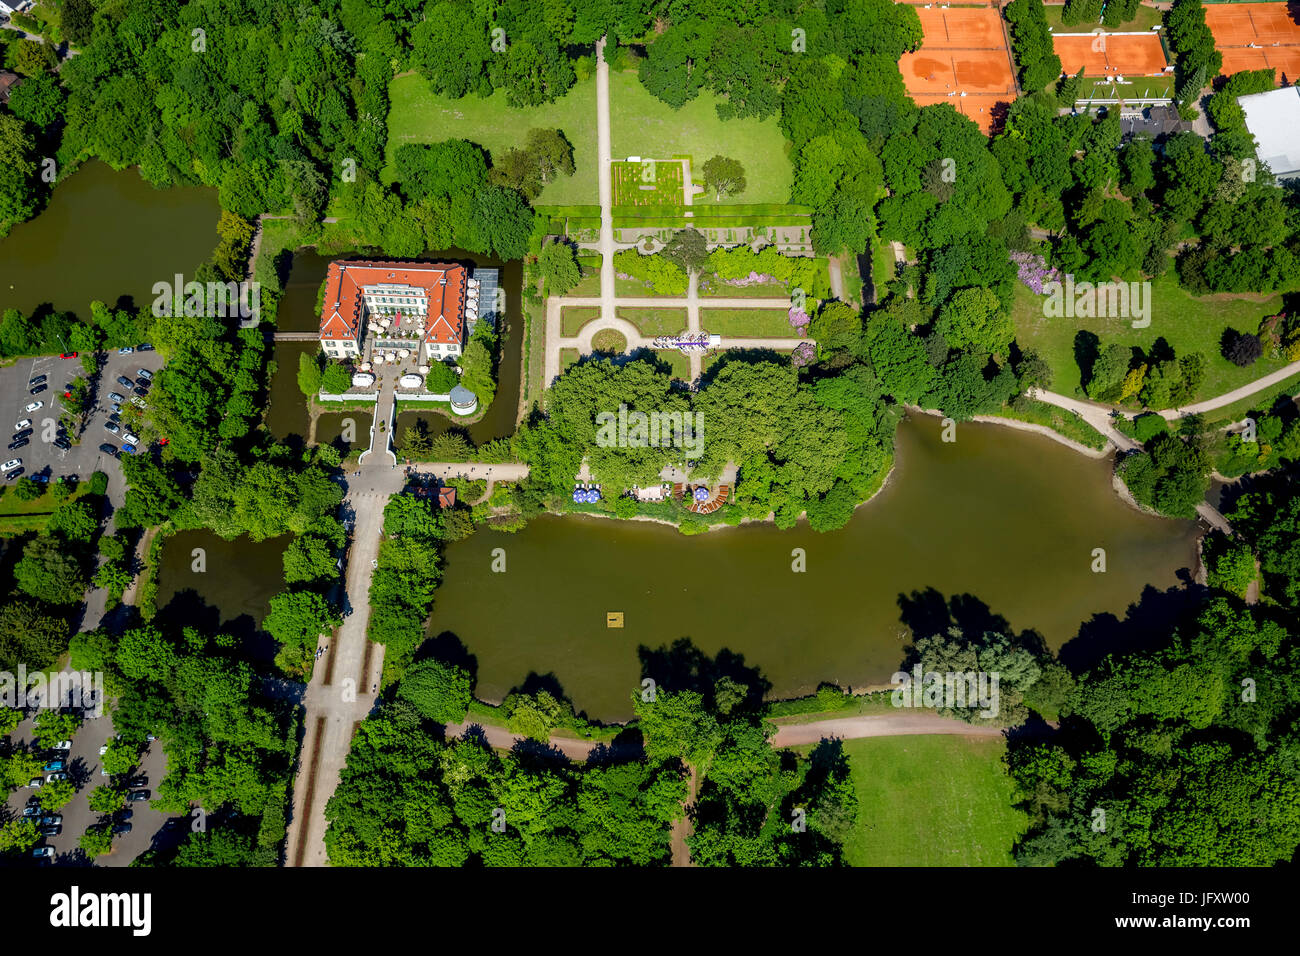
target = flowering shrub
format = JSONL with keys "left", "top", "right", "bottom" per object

{"left": 791, "top": 341, "right": 816, "bottom": 368}
{"left": 788, "top": 306, "right": 810, "bottom": 329}
{"left": 1010, "top": 251, "right": 1061, "bottom": 295}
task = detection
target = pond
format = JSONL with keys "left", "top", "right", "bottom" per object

{"left": 426, "top": 415, "right": 1201, "bottom": 721}
{"left": 0, "top": 161, "right": 220, "bottom": 316}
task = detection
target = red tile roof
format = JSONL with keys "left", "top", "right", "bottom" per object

{"left": 319, "top": 260, "right": 467, "bottom": 346}
{"left": 438, "top": 487, "right": 456, "bottom": 508}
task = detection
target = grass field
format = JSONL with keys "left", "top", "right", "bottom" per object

{"left": 653, "top": 349, "right": 692, "bottom": 380}
{"left": 1201, "top": 369, "right": 1300, "bottom": 427}
{"left": 559, "top": 348, "right": 580, "bottom": 373}
{"left": 1079, "top": 76, "right": 1175, "bottom": 102}
{"left": 835, "top": 735, "right": 1026, "bottom": 867}
{"left": 1043, "top": 4, "right": 1163, "bottom": 32}
{"left": 561, "top": 306, "right": 602, "bottom": 336}
{"left": 700, "top": 279, "right": 790, "bottom": 299}
{"left": 385, "top": 73, "right": 598, "bottom": 205}
{"left": 701, "top": 308, "right": 800, "bottom": 337}
{"left": 571, "top": 256, "right": 603, "bottom": 296}
{"left": 1011, "top": 275, "right": 1288, "bottom": 402}
{"left": 608, "top": 71, "right": 793, "bottom": 205}
{"left": 592, "top": 329, "right": 627, "bottom": 352}
{"left": 616, "top": 307, "right": 687, "bottom": 336}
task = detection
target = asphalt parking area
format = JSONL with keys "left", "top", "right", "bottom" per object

{"left": 0, "top": 347, "right": 163, "bottom": 484}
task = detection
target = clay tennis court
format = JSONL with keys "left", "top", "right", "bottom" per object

{"left": 899, "top": 3, "right": 1017, "bottom": 133}
{"left": 1206, "top": 2, "right": 1300, "bottom": 81}
{"left": 1052, "top": 33, "right": 1170, "bottom": 76}
{"left": 1206, "top": 3, "right": 1300, "bottom": 46}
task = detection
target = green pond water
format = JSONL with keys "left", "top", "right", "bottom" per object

{"left": 0, "top": 161, "right": 220, "bottom": 316}
{"left": 425, "top": 415, "right": 1201, "bottom": 721}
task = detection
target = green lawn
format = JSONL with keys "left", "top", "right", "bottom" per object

{"left": 834, "top": 735, "right": 1026, "bottom": 867}
{"left": 616, "top": 307, "right": 687, "bottom": 336}
{"left": 608, "top": 71, "right": 793, "bottom": 205}
{"left": 592, "top": 328, "right": 627, "bottom": 352}
{"left": 701, "top": 308, "right": 799, "bottom": 337}
{"left": 1079, "top": 76, "right": 1175, "bottom": 102}
{"left": 654, "top": 349, "right": 692, "bottom": 380}
{"left": 1011, "top": 275, "right": 1288, "bottom": 403}
{"left": 385, "top": 73, "right": 598, "bottom": 205}
{"left": 1201, "top": 370, "right": 1300, "bottom": 428}
{"left": 613, "top": 160, "right": 684, "bottom": 207}
{"left": 571, "top": 256, "right": 603, "bottom": 296}
{"left": 1043, "top": 4, "right": 1163, "bottom": 32}
{"left": 559, "top": 348, "right": 580, "bottom": 373}
{"left": 561, "top": 306, "right": 602, "bottom": 336}
{"left": 699, "top": 278, "right": 790, "bottom": 299}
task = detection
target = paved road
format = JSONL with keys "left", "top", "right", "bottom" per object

{"left": 1156, "top": 357, "right": 1300, "bottom": 420}
{"left": 284, "top": 401, "right": 403, "bottom": 867}
{"left": 440, "top": 711, "right": 1004, "bottom": 765}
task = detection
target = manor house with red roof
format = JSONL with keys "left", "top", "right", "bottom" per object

{"left": 318, "top": 260, "right": 469, "bottom": 362}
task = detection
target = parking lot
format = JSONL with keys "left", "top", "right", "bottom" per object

{"left": 4, "top": 691, "right": 185, "bottom": 865}
{"left": 0, "top": 347, "right": 163, "bottom": 485}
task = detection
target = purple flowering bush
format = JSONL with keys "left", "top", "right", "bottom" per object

{"left": 791, "top": 342, "right": 816, "bottom": 368}
{"left": 1010, "top": 251, "right": 1061, "bottom": 295}
{"left": 788, "top": 306, "right": 810, "bottom": 330}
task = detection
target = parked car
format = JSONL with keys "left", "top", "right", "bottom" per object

{"left": 7, "top": 439, "right": 28, "bottom": 451}
{"left": 29, "top": 375, "right": 46, "bottom": 386}
{"left": 23, "top": 401, "right": 42, "bottom": 412}
{"left": 52, "top": 740, "right": 71, "bottom": 751}
{"left": 52, "top": 437, "right": 70, "bottom": 451}
{"left": 127, "top": 789, "right": 150, "bottom": 802}
{"left": 116, "top": 376, "right": 134, "bottom": 388}
{"left": 136, "top": 368, "right": 154, "bottom": 380}
{"left": 26, "top": 778, "right": 42, "bottom": 789}
{"left": 13, "top": 419, "right": 30, "bottom": 430}
{"left": 134, "top": 377, "right": 152, "bottom": 390}
{"left": 28, "top": 384, "right": 46, "bottom": 396}
{"left": 22, "top": 806, "right": 40, "bottom": 818}
{"left": 44, "top": 772, "right": 67, "bottom": 784}
{"left": 103, "top": 423, "right": 119, "bottom": 435}
{"left": 122, "top": 433, "right": 139, "bottom": 446}
{"left": 13, "top": 428, "right": 32, "bottom": 440}
{"left": 112, "top": 822, "right": 132, "bottom": 835}
{"left": 107, "top": 412, "right": 120, "bottom": 424}
{"left": 2, "top": 458, "right": 22, "bottom": 471}
{"left": 32, "top": 846, "right": 54, "bottom": 859}
{"left": 38, "top": 824, "right": 61, "bottom": 837}
{"left": 99, "top": 743, "right": 110, "bottom": 755}
{"left": 118, "top": 346, "right": 135, "bottom": 354}
{"left": 41, "top": 760, "right": 65, "bottom": 773}
{"left": 59, "top": 352, "right": 77, "bottom": 359}
{"left": 30, "top": 474, "right": 47, "bottom": 484}
{"left": 114, "top": 809, "right": 132, "bottom": 822}
{"left": 98, "top": 444, "right": 118, "bottom": 456}
{"left": 5, "top": 468, "right": 24, "bottom": 481}
{"left": 39, "top": 814, "right": 62, "bottom": 826}
{"left": 126, "top": 775, "right": 148, "bottom": 788}
{"left": 137, "top": 343, "right": 154, "bottom": 351}
{"left": 130, "top": 396, "right": 146, "bottom": 409}
{"left": 120, "top": 443, "right": 137, "bottom": 455}
{"left": 108, "top": 392, "right": 126, "bottom": 404}
{"left": 132, "top": 386, "right": 149, "bottom": 398}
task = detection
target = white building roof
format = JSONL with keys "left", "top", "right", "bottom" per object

{"left": 1237, "top": 86, "right": 1300, "bottom": 179}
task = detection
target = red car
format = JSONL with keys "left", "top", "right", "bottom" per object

{"left": 59, "top": 352, "right": 77, "bottom": 359}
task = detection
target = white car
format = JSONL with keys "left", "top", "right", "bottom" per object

{"left": 1, "top": 458, "right": 21, "bottom": 472}
{"left": 130, "top": 397, "right": 146, "bottom": 409}
{"left": 122, "top": 432, "right": 139, "bottom": 446}
{"left": 136, "top": 369, "right": 153, "bottom": 381}
{"left": 118, "top": 346, "right": 134, "bottom": 354}
{"left": 24, "top": 401, "right": 42, "bottom": 412}
{"left": 52, "top": 740, "right": 71, "bottom": 751}
{"left": 99, "top": 744, "right": 109, "bottom": 755}
{"left": 13, "top": 419, "right": 30, "bottom": 430}
{"left": 104, "top": 423, "right": 119, "bottom": 435}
